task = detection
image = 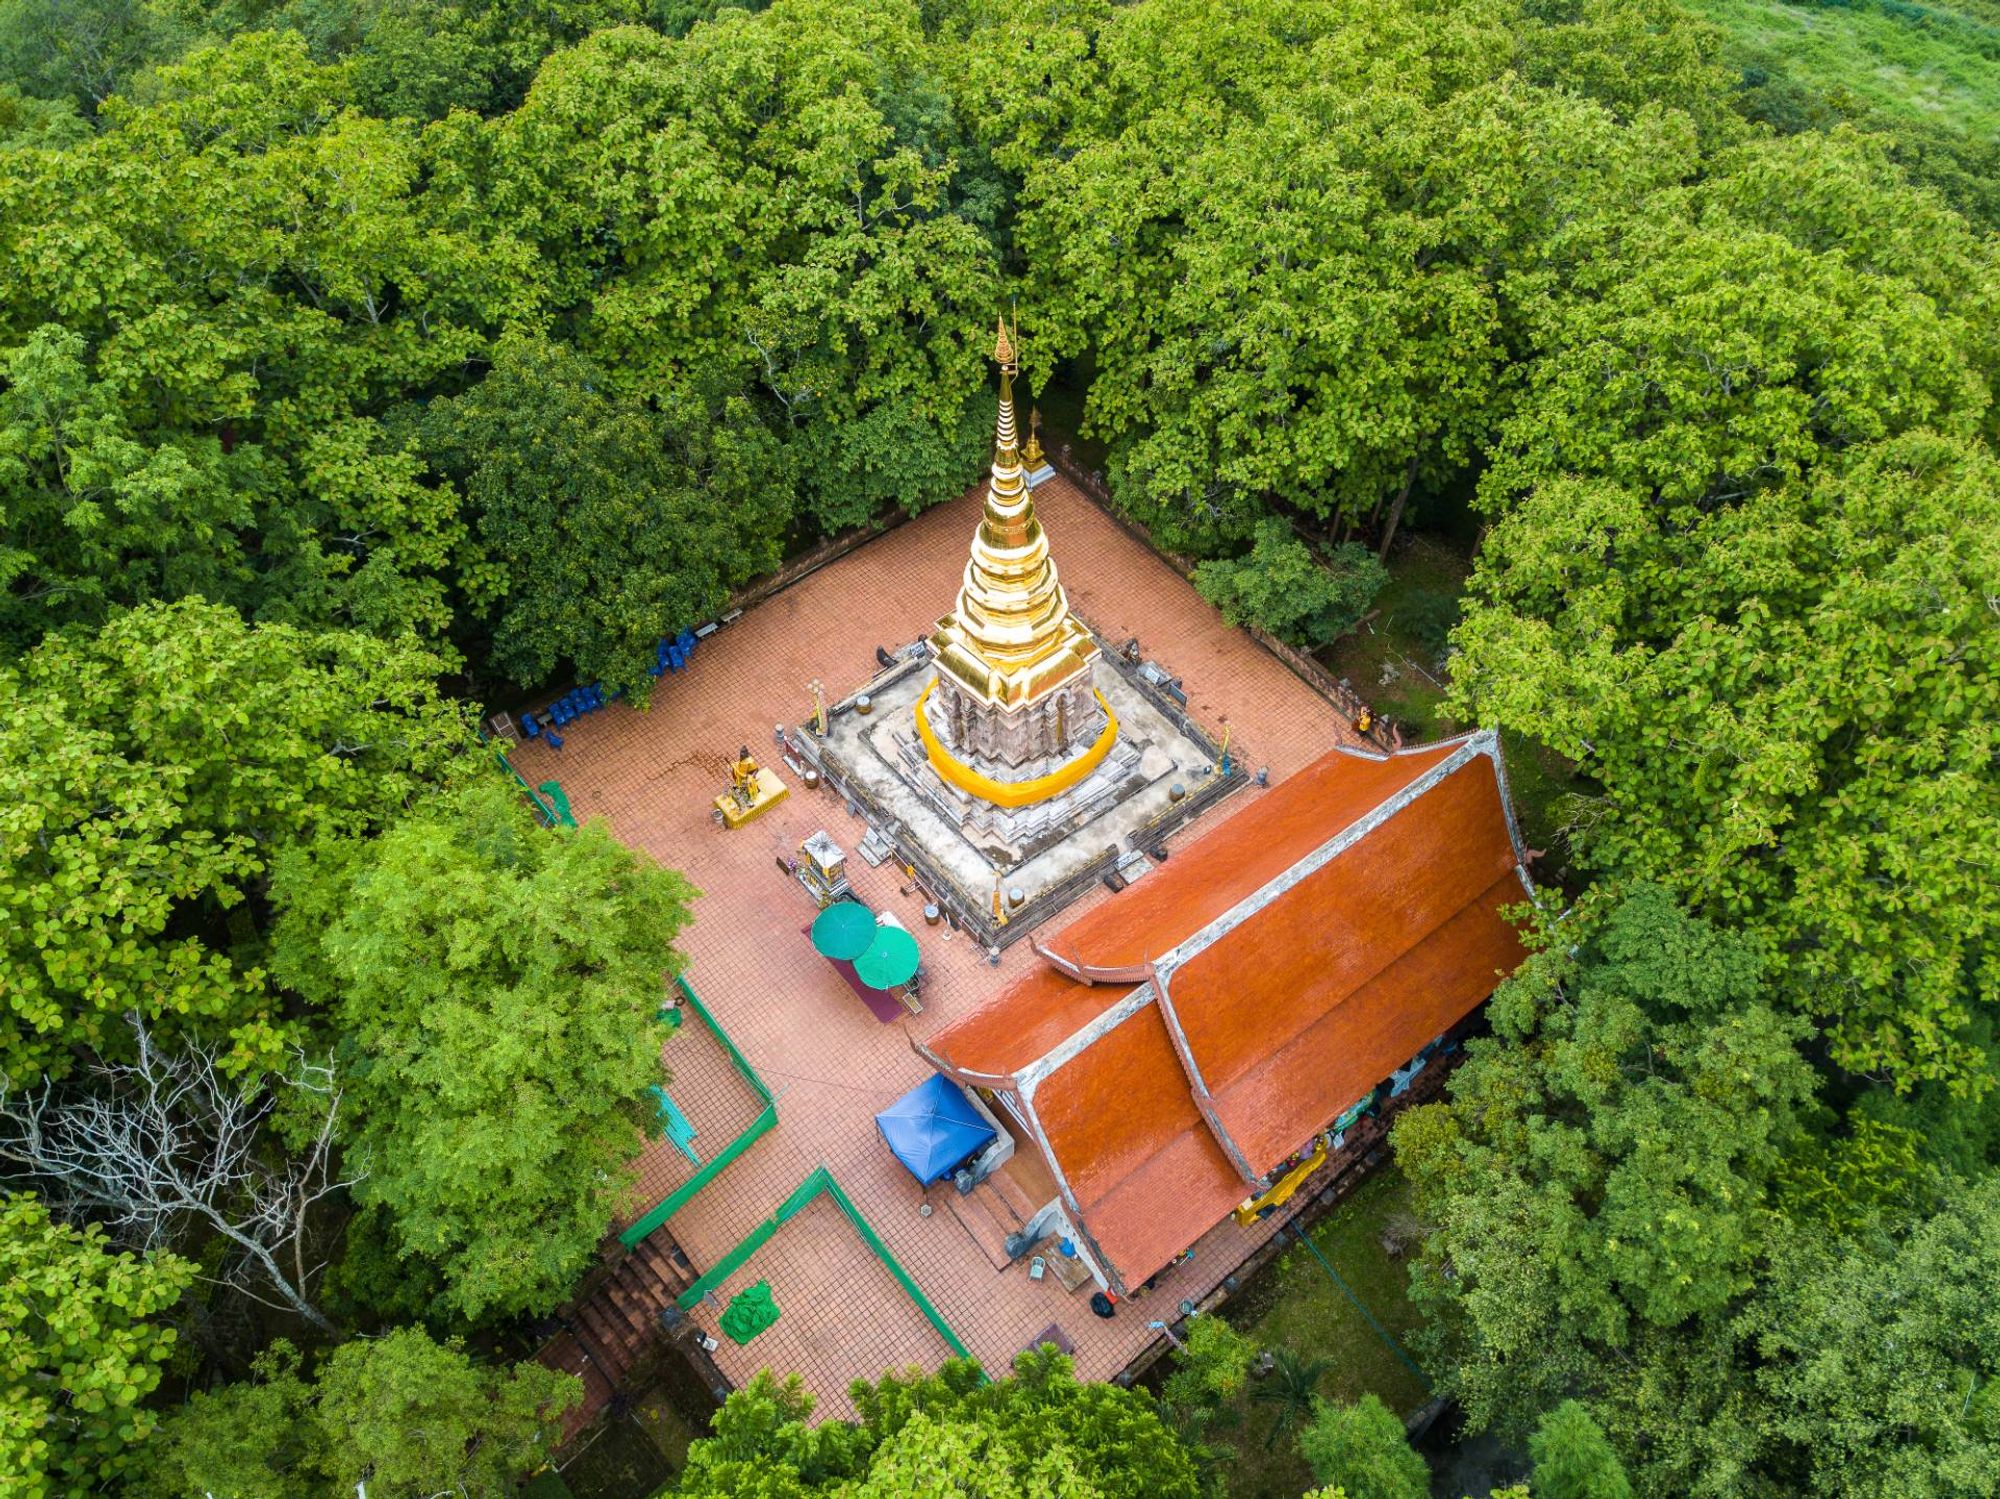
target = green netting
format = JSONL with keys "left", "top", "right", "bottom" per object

{"left": 650, "top": 1084, "right": 701, "bottom": 1165}
{"left": 674, "top": 1166, "right": 971, "bottom": 1362}
{"left": 719, "top": 1280, "right": 780, "bottom": 1344}
{"left": 495, "top": 748, "right": 578, "bottom": 828}
{"left": 538, "top": 779, "right": 577, "bottom": 827}
{"left": 620, "top": 974, "right": 778, "bottom": 1248}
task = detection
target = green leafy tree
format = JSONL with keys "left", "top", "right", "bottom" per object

{"left": 1456, "top": 425, "right": 2000, "bottom": 1090}
{"left": 0, "top": 1193, "right": 192, "bottom": 1498}
{"left": 0, "top": 83, "right": 88, "bottom": 149}
{"left": 1157, "top": 1312, "right": 1254, "bottom": 1451}
{"left": 423, "top": 333, "right": 789, "bottom": 697}
{"left": 1845, "top": 1021, "right": 2000, "bottom": 1184}
{"left": 0, "top": 599, "right": 475, "bottom": 1081}
{"left": 144, "top": 1344, "right": 324, "bottom": 1499}
{"left": 1393, "top": 885, "right": 1820, "bottom": 1491}
{"left": 1018, "top": 0, "right": 1703, "bottom": 555}
{"left": 147, "top": 1329, "right": 579, "bottom": 1498}
{"left": 1511, "top": 0, "right": 1738, "bottom": 137}
{"left": 0, "top": 323, "right": 254, "bottom": 650}
{"left": 1193, "top": 521, "right": 1386, "bottom": 648}
{"left": 489, "top": 0, "right": 999, "bottom": 533}
{"left": 1453, "top": 130, "right": 2000, "bottom": 1091}
{"left": 1298, "top": 1393, "right": 1428, "bottom": 1499}
{"left": 1742, "top": 1174, "right": 2000, "bottom": 1499}
{"left": 1528, "top": 1400, "right": 1632, "bottom": 1499}
{"left": 0, "top": 29, "right": 540, "bottom": 641}
{"left": 677, "top": 1349, "right": 1202, "bottom": 1498}
{"left": 270, "top": 779, "right": 695, "bottom": 1321}
{"left": 343, "top": 0, "right": 647, "bottom": 121}
{"left": 0, "top": 0, "right": 166, "bottom": 112}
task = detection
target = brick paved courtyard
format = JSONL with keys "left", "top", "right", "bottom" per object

{"left": 513, "top": 477, "right": 1371, "bottom": 1422}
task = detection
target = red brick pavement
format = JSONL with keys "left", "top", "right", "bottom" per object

{"left": 622, "top": 1009, "right": 769, "bottom": 1229}
{"left": 679, "top": 1191, "right": 955, "bottom": 1422}
{"left": 513, "top": 479, "right": 1366, "bottom": 1421}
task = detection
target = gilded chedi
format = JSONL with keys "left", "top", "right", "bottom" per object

{"left": 920, "top": 322, "right": 1116, "bottom": 806}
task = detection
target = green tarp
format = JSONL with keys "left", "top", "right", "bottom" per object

{"left": 720, "top": 1280, "right": 780, "bottom": 1344}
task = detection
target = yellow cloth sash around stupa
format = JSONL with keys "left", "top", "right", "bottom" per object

{"left": 914, "top": 680, "right": 1118, "bottom": 807}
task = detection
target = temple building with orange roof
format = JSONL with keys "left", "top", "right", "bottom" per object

{"left": 917, "top": 730, "right": 1531, "bottom": 1294}
{"left": 521, "top": 315, "right": 1538, "bottom": 1429}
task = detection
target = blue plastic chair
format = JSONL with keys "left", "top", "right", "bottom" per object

{"left": 544, "top": 728, "right": 564, "bottom": 750}
{"left": 520, "top": 714, "right": 540, "bottom": 740}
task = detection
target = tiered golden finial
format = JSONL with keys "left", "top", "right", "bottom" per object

{"left": 928, "top": 319, "right": 1097, "bottom": 705}
{"left": 918, "top": 318, "right": 1115, "bottom": 807}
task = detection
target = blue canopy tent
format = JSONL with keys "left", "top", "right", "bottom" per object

{"left": 875, "top": 1073, "right": 997, "bottom": 1186}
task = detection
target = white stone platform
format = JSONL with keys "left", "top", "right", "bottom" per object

{"left": 801, "top": 634, "right": 1240, "bottom": 945}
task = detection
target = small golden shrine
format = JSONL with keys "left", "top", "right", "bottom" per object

{"left": 713, "top": 746, "right": 787, "bottom": 829}
{"left": 918, "top": 322, "right": 1117, "bottom": 809}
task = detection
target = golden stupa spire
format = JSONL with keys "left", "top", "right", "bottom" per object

{"left": 989, "top": 316, "right": 1022, "bottom": 485}
{"left": 927, "top": 321, "right": 1099, "bottom": 707}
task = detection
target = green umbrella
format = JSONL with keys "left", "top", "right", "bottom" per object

{"left": 855, "top": 925, "right": 921, "bottom": 989}
{"left": 811, "top": 901, "right": 876, "bottom": 961}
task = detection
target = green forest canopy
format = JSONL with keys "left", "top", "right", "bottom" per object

{"left": 0, "top": 0, "right": 1995, "bottom": 1494}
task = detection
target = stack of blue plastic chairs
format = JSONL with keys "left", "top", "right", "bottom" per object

{"left": 520, "top": 682, "right": 618, "bottom": 751}
{"left": 546, "top": 682, "right": 610, "bottom": 726}
{"left": 649, "top": 627, "right": 700, "bottom": 677}
{"left": 518, "top": 626, "right": 704, "bottom": 752}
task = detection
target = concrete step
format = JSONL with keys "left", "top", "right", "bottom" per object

{"left": 603, "top": 1284, "right": 656, "bottom": 1344}
{"left": 537, "top": 1333, "right": 618, "bottom": 1446}
{"left": 944, "top": 1182, "right": 1025, "bottom": 1272}
{"left": 628, "top": 1235, "right": 690, "bottom": 1299}
{"left": 986, "top": 1166, "right": 1041, "bottom": 1223}
{"left": 573, "top": 1302, "right": 639, "bottom": 1376}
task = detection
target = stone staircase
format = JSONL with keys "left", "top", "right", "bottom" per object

{"left": 944, "top": 1166, "right": 1045, "bottom": 1272}
{"left": 538, "top": 1231, "right": 699, "bottom": 1439}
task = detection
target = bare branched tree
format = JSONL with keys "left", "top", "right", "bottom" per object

{"left": 0, "top": 1013, "right": 364, "bottom": 1335}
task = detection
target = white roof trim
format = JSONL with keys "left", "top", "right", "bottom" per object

{"left": 1152, "top": 965, "right": 1261, "bottom": 1186}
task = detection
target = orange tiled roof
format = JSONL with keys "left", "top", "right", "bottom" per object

{"left": 919, "top": 732, "right": 1529, "bottom": 1291}
{"left": 1036, "top": 740, "right": 1463, "bottom": 981}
